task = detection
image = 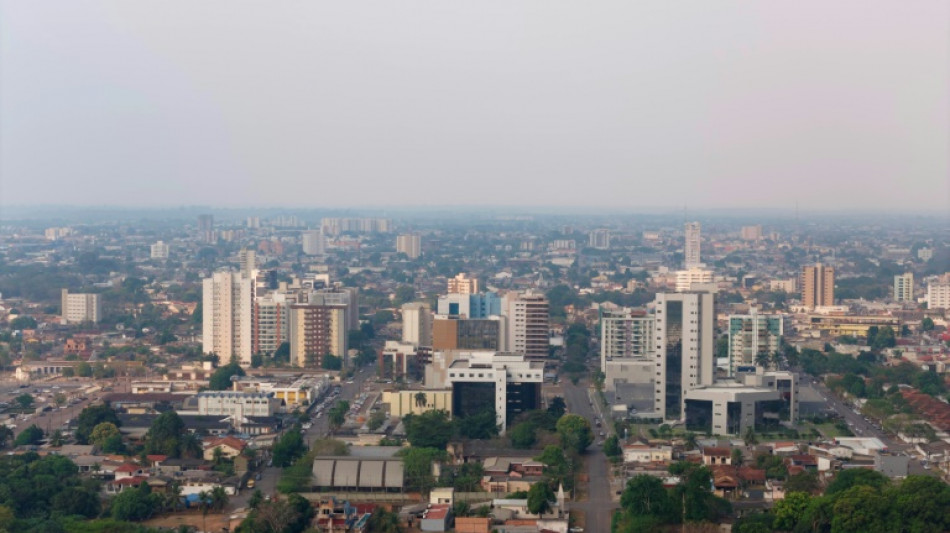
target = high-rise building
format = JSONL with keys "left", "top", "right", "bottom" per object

{"left": 927, "top": 274, "right": 950, "bottom": 310}
{"left": 246, "top": 217, "right": 261, "bottom": 229}
{"left": 740, "top": 225, "right": 762, "bottom": 241}
{"left": 675, "top": 268, "right": 714, "bottom": 292}
{"left": 727, "top": 313, "right": 783, "bottom": 376}
{"left": 437, "top": 292, "right": 502, "bottom": 318}
{"left": 503, "top": 291, "right": 550, "bottom": 360}
{"left": 197, "top": 214, "right": 214, "bottom": 243}
{"left": 301, "top": 230, "right": 326, "bottom": 256}
{"left": 396, "top": 234, "right": 422, "bottom": 259}
{"left": 599, "top": 307, "right": 655, "bottom": 372}
{"left": 893, "top": 273, "right": 914, "bottom": 303}
{"left": 447, "top": 273, "right": 480, "bottom": 295}
{"left": 402, "top": 302, "right": 433, "bottom": 346}
{"left": 202, "top": 271, "right": 253, "bottom": 366}
{"left": 432, "top": 316, "right": 504, "bottom": 351}
{"left": 684, "top": 222, "right": 702, "bottom": 269}
{"left": 288, "top": 302, "right": 348, "bottom": 368}
{"left": 653, "top": 292, "right": 715, "bottom": 422}
{"left": 150, "top": 241, "right": 169, "bottom": 260}
{"left": 253, "top": 291, "right": 292, "bottom": 356}
{"left": 445, "top": 351, "right": 543, "bottom": 434}
{"left": 801, "top": 264, "right": 835, "bottom": 309}
{"left": 239, "top": 248, "right": 256, "bottom": 278}
{"left": 61, "top": 289, "right": 102, "bottom": 324}
{"left": 589, "top": 229, "right": 611, "bottom": 250}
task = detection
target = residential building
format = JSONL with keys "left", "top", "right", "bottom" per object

{"left": 740, "top": 225, "right": 762, "bottom": 241}
{"left": 894, "top": 272, "right": 914, "bottom": 303}
{"left": 289, "top": 301, "right": 348, "bottom": 368}
{"left": 437, "top": 292, "right": 502, "bottom": 318}
{"left": 653, "top": 292, "right": 715, "bottom": 422}
{"left": 918, "top": 247, "right": 933, "bottom": 262}
{"left": 727, "top": 313, "right": 783, "bottom": 376}
{"left": 448, "top": 273, "right": 480, "bottom": 295}
{"left": 402, "top": 302, "right": 433, "bottom": 346}
{"left": 379, "top": 341, "right": 429, "bottom": 381}
{"left": 801, "top": 263, "right": 835, "bottom": 309}
{"left": 684, "top": 222, "right": 702, "bottom": 269}
{"left": 445, "top": 352, "right": 544, "bottom": 434}
{"left": 239, "top": 248, "right": 256, "bottom": 278}
{"left": 202, "top": 271, "right": 253, "bottom": 366}
{"left": 320, "top": 217, "right": 392, "bottom": 235}
{"left": 589, "top": 228, "right": 611, "bottom": 250}
{"left": 150, "top": 240, "right": 170, "bottom": 259}
{"left": 599, "top": 307, "right": 655, "bottom": 372}
{"left": 196, "top": 391, "right": 281, "bottom": 417}
{"left": 301, "top": 230, "right": 326, "bottom": 256}
{"left": 769, "top": 279, "right": 798, "bottom": 293}
{"left": 61, "top": 289, "right": 102, "bottom": 324}
{"left": 675, "top": 268, "right": 713, "bottom": 292}
{"left": 197, "top": 214, "right": 214, "bottom": 242}
{"left": 503, "top": 291, "right": 550, "bottom": 360}
{"left": 927, "top": 274, "right": 950, "bottom": 310}
{"left": 252, "top": 291, "right": 293, "bottom": 356}
{"left": 396, "top": 234, "right": 421, "bottom": 259}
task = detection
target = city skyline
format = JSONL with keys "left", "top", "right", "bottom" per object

{"left": 1, "top": 1, "right": 947, "bottom": 211}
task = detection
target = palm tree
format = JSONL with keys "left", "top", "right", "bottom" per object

{"left": 743, "top": 426, "right": 758, "bottom": 446}
{"left": 755, "top": 351, "right": 771, "bottom": 369}
{"left": 212, "top": 446, "right": 225, "bottom": 466}
{"left": 179, "top": 432, "right": 203, "bottom": 459}
{"left": 164, "top": 483, "right": 183, "bottom": 513}
{"left": 197, "top": 490, "right": 211, "bottom": 533}
{"left": 684, "top": 432, "right": 698, "bottom": 451}
{"left": 209, "top": 486, "right": 229, "bottom": 512}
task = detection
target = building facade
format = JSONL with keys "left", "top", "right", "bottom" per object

{"left": 301, "top": 230, "right": 326, "bottom": 256}
{"left": 252, "top": 291, "right": 292, "bottom": 356}
{"left": 196, "top": 391, "right": 280, "bottom": 417}
{"left": 288, "top": 303, "right": 347, "bottom": 368}
{"left": 202, "top": 271, "right": 253, "bottom": 365}
{"left": 402, "top": 302, "right": 433, "bottom": 346}
{"left": 675, "top": 268, "right": 713, "bottom": 292}
{"left": 599, "top": 307, "right": 655, "bottom": 372}
{"left": 801, "top": 264, "right": 835, "bottom": 309}
{"left": 437, "top": 292, "right": 502, "bottom": 318}
{"left": 589, "top": 229, "right": 611, "bottom": 250}
{"left": 503, "top": 291, "right": 550, "bottom": 360}
{"left": 727, "top": 313, "right": 783, "bottom": 376}
{"left": 447, "top": 273, "right": 480, "bottom": 295}
{"left": 684, "top": 222, "right": 702, "bottom": 269}
{"left": 445, "top": 352, "right": 544, "bottom": 434}
{"left": 150, "top": 241, "right": 170, "bottom": 259}
{"left": 928, "top": 275, "right": 950, "bottom": 309}
{"left": 396, "top": 234, "right": 422, "bottom": 259}
{"left": 653, "top": 292, "right": 715, "bottom": 422}
{"left": 894, "top": 272, "right": 914, "bottom": 303}
{"left": 61, "top": 289, "right": 102, "bottom": 324}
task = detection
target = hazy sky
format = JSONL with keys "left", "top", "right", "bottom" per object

{"left": 1, "top": 1, "right": 947, "bottom": 211}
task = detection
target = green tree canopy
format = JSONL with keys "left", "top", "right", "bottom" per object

{"left": 526, "top": 481, "right": 555, "bottom": 515}
{"left": 209, "top": 361, "right": 246, "bottom": 390}
{"left": 404, "top": 410, "right": 454, "bottom": 449}
{"left": 75, "top": 404, "right": 121, "bottom": 445}
{"left": 144, "top": 411, "right": 187, "bottom": 458}
{"left": 556, "top": 414, "right": 593, "bottom": 454}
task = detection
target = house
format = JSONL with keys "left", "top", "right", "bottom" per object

{"left": 114, "top": 463, "right": 148, "bottom": 480}
{"left": 455, "top": 517, "right": 491, "bottom": 533}
{"left": 702, "top": 447, "right": 732, "bottom": 466}
{"left": 420, "top": 504, "right": 452, "bottom": 532}
{"left": 622, "top": 443, "right": 673, "bottom": 464}
{"left": 202, "top": 436, "right": 248, "bottom": 461}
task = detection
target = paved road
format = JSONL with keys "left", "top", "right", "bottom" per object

{"left": 7, "top": 377, "right": 125, "bottom": 438}
{"left": 560, "top": 379, "right": 618, "bottom": 533}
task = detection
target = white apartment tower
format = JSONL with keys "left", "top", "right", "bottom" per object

{"left": 893, "top": 273, "right": 914, "bottom": 303}
{"left": 203, "top": 271, "right": 254, "bottom": 366}
{"left": 302, "top": 230, "right": 326, "bottom": 256}
{"left": 503, "top": 291, "right": 550, "bottom": 360}
{"left": 684, "top": 222, "right": 702, "bottom": 269}
{"left": 402, "top": 302, "right": 433, "bottom": 346}
{"left": 61, "top": 289, "right": 102, "bottom": 324}
{"left": 150, "top": 241, "right": 170, "bottom": 260}
{"left": 239, "top": 248, "right": 256, "bottom": 278}
{"left": 927, "top": 274, "right": 950, "bottom": 310}
{"left": 589, "top": 229, "right": 611, "bottom": 250}
{"left": 653, "top": 292, "right": 715, "bottom": 422}
{"left": 396, "top": 234, "right": 422, "bottom": 259}
{"left": 448, "top": 273, "right": 480, "bottom": 295}
{"left": 600, "top": 307, "right": 655, "bottom": 372}
{"left": 727, "top": 312, "right": 783, "bottom": 376}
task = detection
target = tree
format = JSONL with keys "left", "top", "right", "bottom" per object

{"left": 367, "top": 507, "right": 403, "bottom": 533}
{"left": 62, "top": 367, "right": 75, "bottom": 378}
{"left": 603, "top": 435, "right": 622, "bottom": 458}
{"left": 825, "top": 468, "right": 889, "bottom": 496}
{"left": 9, "top": 315, "right": 37, "bottom": 330}
{"left": 75, "top": 404, "right": 121, "bottom": 444}
{"left": 527, "top": 481, "right": 555, "bottom": 515}
{"left": 619, "top": 475, "right": 675, "bottom": 523}
{"left": 921, "top": 317, "right": 935, "bottom": 331}
{"left": 547, "top": 397, "right": 566, "bottom": 418}
{"left": 209, "top": 486, "right": 229, "bottom": 512}
{"left": 90, "top": 422, "right": 121, "bottom": 448}
{"left": 0, "top": 426, "right": 12, "bottom": 448}
{"left": 321, "top": 354, "right": 343, "bottom": 370}
{"left": 456, "top": 409, "right": 499, "bottom": 440}
{"left": 209, "top": 362, "right": 246, "bottom": 390}
{"left": 773, "top": 491, "right": 812, "bottom": 531}
{"left": 399, "top": 447, "right": 446, "bottom": 495}
{"left": 784, "top": 471, "right": 820, "bottom": 494}
{"left": 248, "top": 489, "right": 263, "bottom": 510}
{"left": 831, "top": 485, "right": 892, "bottom": 533}
{"left": 393, "top": 285, "right": 416, "bottom": 307}
{"left": 14, "top": 424, "right": 44, "bottom": 446}
{"left": 731, "top": 448, "right": 744, "bottom": 466}
{"left": 111, "top": 482, "right": 162, "bottom": 521}
{"left": 684, "top": 431, "right": 698, "bottom": 451}
{"left": 145, "top": 411, "right": 187, "bottom": 457}
{"left": 556, "top": 414, "right": 593, "bottom": 454}
{"left": 743, "top": 426, "right": 758, "bottom": 446}
{"left": 15, "top": 393, "right": 33, "bottom": 409}
{"left": 272, "top": 429, "right": 306, "bottom": 467}
{"left": 509, "top": 422, "right": 537, "bottom": 449}
{"left": 77, "top": 362, "right": 93, "bottom": 377}
{"left": 49, "top": 429, "right": 65, "bottom": 447}
{"left": 405, "top": 410, "right": 454, "bottom": 449}
{"left": 887, "top": 475, "right": 950, "bottom": 533}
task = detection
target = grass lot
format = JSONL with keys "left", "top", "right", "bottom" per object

{"left": 807, "top": 421, "right": 853, "bottom": 438}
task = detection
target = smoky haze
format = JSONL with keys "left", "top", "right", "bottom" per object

{"left": 0, "top": 1, "right": 947, "bottom": 211}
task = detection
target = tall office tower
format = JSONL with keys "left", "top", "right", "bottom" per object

{"left": 727, "top": 312, "right": 783, "bottom": 376}
{"left": 588, "top": 228, "right": 611, "bottom": 250}
{"left": 801, "top": 264, "right": 835, "bottom": 309}
{"left": 197, "top": 214, "right": 214, "bottom": 242}
{"left": 203, "top": 271, "right": 253, "bottom": 366}
{"left": 599, "top": 307, "right": 655, "bottom": 372}
{"left": 653, "top": 292, "right": 715, "bottom": 422}
{"left": 684, "top": 222, "right": 702, "bottom": 269}
{"left": 448, "top": 273, "right": 480, "bottom": 295}
{"left": 61, "top": 289, "right": 102, "bottom": 324}
{"left": 503, "top": 291, "right": 550, "bottom": 360}
{"left": 150, "top": 241, "right": 170, "bottom": 260}
{"left": 437, "top": 292, "right": 502, "bottom": 318}
{"left": 927, "top": 274, "right": 950, "bottom": 309}
{"left": 301, "top": 230, "right": 326, "bottom": 256}
{"left": 239, "top": 248, "right": 256, "bottom": 278}
{"left": 402, "top": 302, "right": 433, "bottom": 346}
{"left": 288, "top": 302, "right": 348, "bottom": 368}
{"left": 396, "top": 234, "right": 422, "bottom": 259}
{"left": 432, "top": 316, "right": 504, "bottom": 351}
{"left": 252, "top": 291, "right": 292, "bottom": 356}
{"left": 740, "top": 225, "right": 763, "bottom": 241}
{"left": 893, "top": 273, "right": 914, "bottom": 303}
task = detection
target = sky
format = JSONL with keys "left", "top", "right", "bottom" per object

{"left": 0, "top": 1, "right": 947, "bottom": 212}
